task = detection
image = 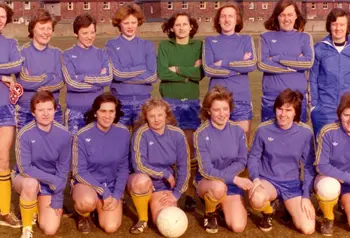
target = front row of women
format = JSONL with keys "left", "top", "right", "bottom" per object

{"left": 14, "top": 86, "right": 350, "bottom": 237}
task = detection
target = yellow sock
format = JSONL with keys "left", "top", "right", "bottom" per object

{"left": 204, "top": 193, "right": 226, "bottom": 214}
{"left": 75, "top": 209, "right": 90, "bottom": 217}
{"left": 316, "top": 194, "right": 338, "bottom": 220}
{"left": 20, "top": 198, "right": 37, "bottom": 229}
{"left": 254, "top": 201, "right": 274, "bottom": 214}
{"left": 0, "top": 170, "right": 11, "bottom": 215}
{"left": 130, "top": 190, "right": 151, "bottom": 222}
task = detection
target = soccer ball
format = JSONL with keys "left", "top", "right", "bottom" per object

{"left": 156, "top": 207, "right": 188, "bottom": 238}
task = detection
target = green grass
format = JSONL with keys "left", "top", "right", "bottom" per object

{"left": 2, "top": 33, "right": 341, "bottom": 238}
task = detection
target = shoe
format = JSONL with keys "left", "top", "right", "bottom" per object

{"left": 20, "top": 227, "right": 33, "bottom": 238}
{"left": 259, "top": 213, "right": 273, "bottom": 232}
{"left": 0, "top": 212, "right": 21, "bottom": 228}
{"left": 320, "top": 218, "right": 334, "bottom": 236}
{"left": 184, "top": 195, "right": 196, "bottom": 212}
{"left": 130, "top": 220, "right": 147, "bottom": 234}
{"left": 74, "top": 212, "right": 92, "bottom": 234}
{"left": 32, "top": 213, "right": 37, "bottom": 225}
{"left": 204, "top": 212, "right": 218, "bottom": 233}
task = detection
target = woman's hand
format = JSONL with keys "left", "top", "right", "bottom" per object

{"left": 2, "top": 76, "right": 15, "bottom": 90}
{"left": 166, "top": 174, "right": 176, "bottom": 189}
{"left": 301, "top": 198, "right": 315, "bottom": 220}
{"left": 233, "top": 176, "right": 253, "bottom": 191}
{"left": 159, "top": 191, "right": 177, "bottom": 206}
{"left": 249, "top": 178, "right": 264, "bottom": 199}
{"left": 102, "top": 196, "right": 119, "bottom": 211}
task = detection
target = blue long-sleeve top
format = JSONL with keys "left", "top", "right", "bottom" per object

{"left": 131, "top": 124, "right": 190, "bottom": 200}
{"left": 17, "top": 42, "right": 64, "bottom": 108}
{"left": 62, "top": 44, "right": 112, "bottom": 109}
{"left": 194, "top": 120, "right": 248, "bottom": 184}
{"left": 248, "top": 120, "right": 315, "bottom": 198}
{"left": 105, "top": 35, "right": 157, "bottom": 96}
{"left": 203, "top": 33, "right": 256, "bottom": 102}
{"left": 15, "top": 121, "right": 72, "bottom": 209}
{"left": 72, "top": 122, "right": 130, "bottom": 200}
{"left": 310, "top": 35, "right": 350, "bottom": 107}
{"left": 258, "top": 30, "right": 314, "bottom": 96}
{"left": 0, "top": 34, "right": 23, "bottom": 106}
{"left": 315, "top": 122, "right": 350, "bottom": 184}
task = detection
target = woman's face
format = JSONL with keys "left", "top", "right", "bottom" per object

{"left": 96, "top": 102, "right": 116, "bottom": 131}
{"left": 120, "top": 14, "right": 138, "bottom": 39}
{"left": 33, "top": 21, "right": 53, "bottom": 46}
{"left": 146, "top": 106, "right": 167, "bottom": 134}
{"left": 330, "top": 16, "right": 348, "bottom": 43}
{"left": 341, "top": 108, "right": 350, "bottom": 135}
{"left": 172, "top": 15, "right": 192, "bottom": 40}
{"left": 278, "top": 5, "right": 297, "bottom": 32}
{"left": 0, "top": 7, "right": 7, "bottom": 32}
{"left": 209, "top": 100, "right": 230, "bottom": 128}
{"left": 276, "top": 103, "right": 296, "bottom": 130}
{"left": 76, "top": 23, "right": 96, "bottom": 48}
{"left": 219, "top": 7, "right": 237, "bottom": 35}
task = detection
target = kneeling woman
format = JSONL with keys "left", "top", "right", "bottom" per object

{"left": 314, "top": 92, "right": 350, "bottom": 236}
{"left": 14, "top": 91, "right": 72, "bottom": 238}
{"left": 71, "top": 92, "right": 130, "bottom": 234}
{"left": 127, "top": 99, "right": 190, "bottom": 234}
{"left": 194, "top": 86, "right": 252, "bottom": 233}
{"left": 248, "top": 89, "right": 315, "bottom": 234}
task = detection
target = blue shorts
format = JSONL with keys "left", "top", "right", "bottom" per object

{"left": 152, "top": 178, "right": 172, "bottom": 192}
{"left": 195, "top": 174, "right": 244, "bottom": 196}
{"left": 39, "top": 182, "right": 55, "bottom": 196}
{"left": 164, "top": 98, "right": 200, "bottom": 130}
{"left": 262, "top": 176, "right": 302, "bottom": 201}
{"left": 118, "top": 95, "right": 149, "bottom": 126}
{"left": 311, "top": 104, "right": 337, "bottom": 137}
{"left": 16, "top": 104, "right": 63, "bottom": 131}
{"left": 261, "top": 94, "right": 308, "bottom": 123}
{"left": 65, "top": 108, "right": 89, "bottom": 134}
{"left": 0, "top": 104, "right": 16, "bottom": 127}
{"left": 230, "top": 101, "right": 253, "bottom": 121}
{"left": 341, "top": 184, "right": 350, "bottom": 196}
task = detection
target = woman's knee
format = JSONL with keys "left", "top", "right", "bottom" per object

{"left": 229, "top": 222, "right": 246, "bottom": 233}
{"left": 21, "top": 178, "right": 40, "bottom": 197}
{"left": 130, "top": 174, "right": 152, "bottom": 194}
{"left": 206, "top": 180, "right": 227, "bottom": 200}
{"left": 250, "top": 191, "right": 269, "bottom": 209}
{"left": 40, "top": 223, "right": 60, "bottom": 236}
{"left": 74, "top": 195, "right": 97, "bottom": 211}
{"left": 101, "top": 221, "right": 121, "bottom": 234}
{"left": 299, "top": 223, "right": 315, "bottom": 235}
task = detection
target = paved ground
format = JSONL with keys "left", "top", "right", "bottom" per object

{"left": 3, "top": 33, "right": 348, "bottom": 238}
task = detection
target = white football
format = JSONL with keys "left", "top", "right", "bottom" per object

{"left": 156, "top": 206, "right": 188, "bottom": 238}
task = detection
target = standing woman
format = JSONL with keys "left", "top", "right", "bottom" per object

{"left": 0, "top": 2, "right": 23, "bottom": 228}
{"left": 194, "top": 86, "right": 252, "bottom": 233}
{"left": 105, "top": 3, "right": 157, "bottom": 128}
{"left": 62, "top": 13, "right": 112, "bottom": 134}
{"left": 72, "top": 92, "right": 130, "bottom": 234}
{"left": 258, "top": 0, "right": 314, "bottom": 123}
{"left": 314, "top": 93, "right": 350, "bottom": 236}
{"left": 248, "top": 89, "right": 315, "bottom": 234}
{"left": 127, "top": 99, "right": 189, "bottom": 234}
{"left": 14, "top": 91, "right": 72, "bottom": 238}
{"left": 310, "top": 8, "right": 350, "bottom": 136}
{"left": 16, "top": 8, "right": 64, "bottom": 131}
{"left": 158, "top": 12, "right": 204, "bottom": 210}
{"left": 203, "top": 3, "right": 256, "bottom": 140}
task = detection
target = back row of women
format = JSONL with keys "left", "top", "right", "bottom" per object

{"left": 1, "top": 0, "right": 350, "bottom": 237}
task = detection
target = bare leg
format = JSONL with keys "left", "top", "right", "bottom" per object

{"left": 150, "top": 190, "right": 177, "bottom": 225}
{"left": 37, "top": 195, "right": 62, "bottom": 235}
{"left": 222, "top": 195, "right": 247, "bottom": 233}
{"left": 96, "top": 198, "right": 123, "bottom": 233}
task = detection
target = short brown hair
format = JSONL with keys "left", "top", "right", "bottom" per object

{"left": 326, "top": 8, "right": 350, "bottom": 35}
{"left": 273, "top": 88, "right": 303, "bottom": 122}
{"left": 73, "top": 13, "right": 96, "bottom": 35}
{"left": 200, "top": 85, "right": 233, "bottom": 121}
{"left": 264, "top": 0, "right": 306, "bottom": 32}
{"left": 0, "top": 2, "right": 14, "bottom": 25}
{"left": 28, "top": 8, "right": 57, "bottom": 38}
{"left": 111, "top": 3, "right": 145, "bottom": 31}
{"left": 134, "top": 99, "right": 177, "bottom": 131}
{"left": 30, "top": 91, "right": 57, "bottom": 113}
{"left": 161, "top": 12, "right": 199, "bottom": 39}
{"left": 84, "top": 92, "right": 124, "bottom": 124}
{"left": 213, "top": 3, "right": 243, "bottom": 33}
{"left": 337, "top": 92, "right": 350, "bottom": 120}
